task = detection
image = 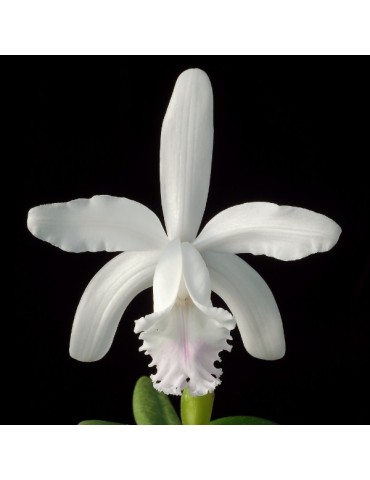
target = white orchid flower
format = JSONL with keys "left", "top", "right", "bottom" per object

{"left": 27, "top": 69, "right": 341, "bottom": 396}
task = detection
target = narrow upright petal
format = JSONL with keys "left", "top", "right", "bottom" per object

{"left": 160, "top": 69, "right": 214, "bottom": 242}
{"left": 203, "top": 251, "right": 285, "bottom": 360}
{"left": 70, "top": 250, "right": 160, "bottom": 362}
{"left": 28, "top": 195, "right": 168, "bottom": 253}
{"left": 194, "top": 202, "right": 341, "bottom": 261}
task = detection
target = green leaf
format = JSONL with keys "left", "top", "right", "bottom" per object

{"left": 181, "top": 387, "right": 214, "bottom": 425}
{"left": 78, "top": 420, "right": 123, "bottom": 425}
{"left": 132, "top": 376, "right": 181, "bottom": 425}
{"left": 210, "top": 416, "right": 277, "bottom": 425}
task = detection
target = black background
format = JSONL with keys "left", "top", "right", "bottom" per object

{"left": 10, "top": 57, "right": 369, "bottom": 425}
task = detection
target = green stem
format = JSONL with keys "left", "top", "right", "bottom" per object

{"left": 180, "top": 387, "right": 214, "bottom": 425}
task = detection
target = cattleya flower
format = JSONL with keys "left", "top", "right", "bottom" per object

{"left": 27, "top": 69, "right": 341, "bottom": 396}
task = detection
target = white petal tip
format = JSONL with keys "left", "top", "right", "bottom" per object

{"left": 177, "top": 68, "right": 211, "bottom": 84}
{"left": 26, "top": 207, "right": 35, "bottom": 229}
{"left": 27, "top": 207, "right": 45, "bottom": 240}
{"left": 69, "top": 347, "right": 103, "bottom": 363}
{"left": 249, "top": 344, "right": 286, "bottom": 361}
{"left": 332, "top": 222, "right": 342, "bottom": 246}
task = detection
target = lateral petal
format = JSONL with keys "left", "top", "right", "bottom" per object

{"left": 28, "top": 195, "right": 168, "bottom": 253}
{"left": 194, "top": 202, "right": 341, "bottom": 261}
{"left": 70, "top": 250, "right": 160, "bottom": 361}
{"left": 203, "top": 251, "right": 285, "bottom": 360}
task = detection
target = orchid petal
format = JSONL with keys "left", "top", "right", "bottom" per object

{"left": 70, "top": 250, "right": 160, "bottom": 362}
{"left": 160, "top": 69, "right": 213, "bottom": 242}
{"left": 180, "top": 241, "right": 235, "bottom": 329}
{"left": 27, "top": 195, "right": 168, "bottom": 253}
{"left": 203, "top": 251, "right": 285, "bottom": 360}
{"left": 134, "top": 299, "right": 234, "bottom": 397}
{"left": 152, "top": 239, "right": 183, "bottom": 312}
{"left": 181, "top": 242, "right": 212, "bottom": 307}
{"left": 194, "top": 202, "right": 341, "bottom": 261}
